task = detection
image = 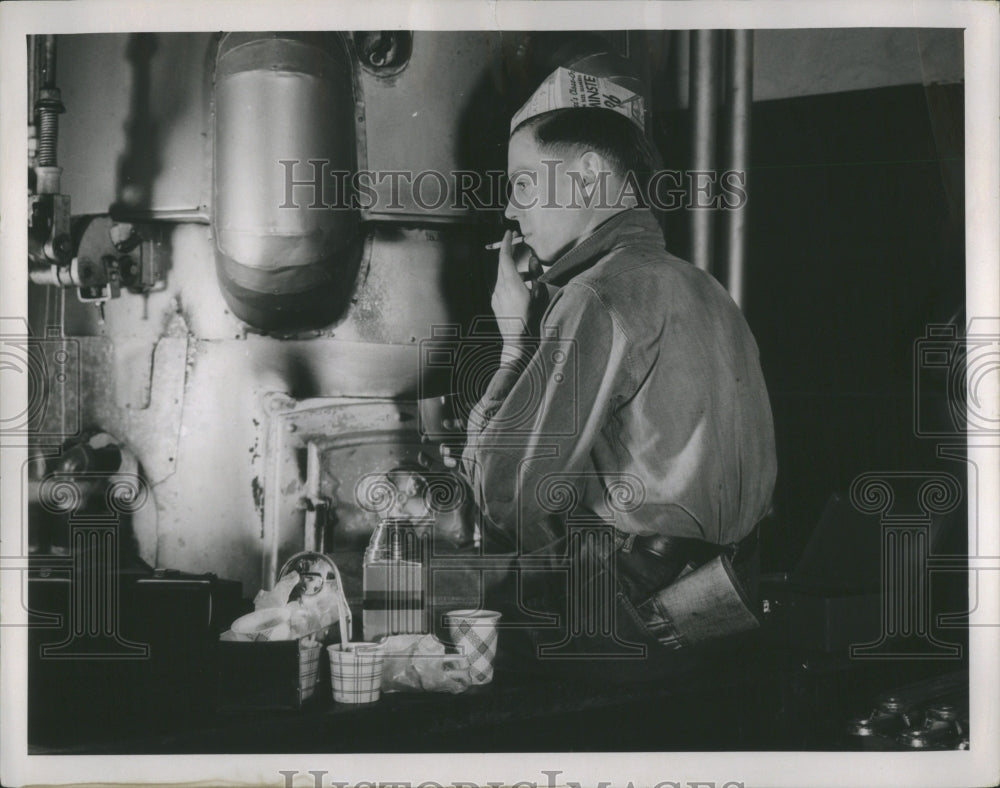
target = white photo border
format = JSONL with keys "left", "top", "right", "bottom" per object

{"left": 1, "top": 2, "right": 997, "bottom": 787}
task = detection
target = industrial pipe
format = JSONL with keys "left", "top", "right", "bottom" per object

{"left": 29, "top": 261, "right": 78, "bottom": 288}
{"left": 41, "top": 34, "right": 56, "bottom": 86}
{"left": 689, "top": 30, "right": 721, "bottom": 273}
{"left": 27, "top": 36, "right": 36, "bottom": 119}
{"left": 722, "top": 30, "right": 754, "bottom": 309}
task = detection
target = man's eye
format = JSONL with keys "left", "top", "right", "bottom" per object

{"left": 505, "top": 177, "right": 529, "bottom": 201}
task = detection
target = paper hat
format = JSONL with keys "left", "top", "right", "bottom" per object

{"left": 510, "top": 61, "right": 647, "bottom": 135}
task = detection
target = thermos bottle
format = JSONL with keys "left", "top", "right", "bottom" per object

{"left": 362, "top": 518, "right": 428, "bottom": 640}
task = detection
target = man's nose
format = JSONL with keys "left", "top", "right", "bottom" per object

{"left": 504, "top": 200, "right": 519, "bottom": 222}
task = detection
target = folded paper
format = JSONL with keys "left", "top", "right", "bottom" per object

{"left": 510, "top": 66, "right": 646, "bottom": 134}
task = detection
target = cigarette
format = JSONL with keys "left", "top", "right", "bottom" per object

{"left": 484, "top": 235, "right": 525, "bottom": 250}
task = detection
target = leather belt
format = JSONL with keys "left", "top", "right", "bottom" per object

{"left": 617, "top": 524, "right": 760, "bottom": 569}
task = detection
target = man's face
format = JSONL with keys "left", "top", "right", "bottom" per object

{"left": 504, "top": 129, "right": 596, "bottom": 264}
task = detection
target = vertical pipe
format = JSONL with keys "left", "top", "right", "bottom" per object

{"left": 723, "top": 30, "right": 754, "bottom": 309}
{"left": 27, "top": 36, "right": 37, "bottom": 117}
{"left": 689, "top": 30, "right": 720, "bottom": 273}
{"left": 35, "top": 35, "right": 64, "bottom": 172}
{"left": 41, "top": 35, "right": 57, "bottom": 87}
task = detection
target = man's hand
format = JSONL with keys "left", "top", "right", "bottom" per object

{"left": 491, "top": 229, "right": 532, "bottom": 347}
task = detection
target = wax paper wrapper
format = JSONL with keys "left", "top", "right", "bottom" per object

{"left": 233, "top": 569, "right": 344, "bottom": 641}
{"left": 379, "top": 634, "right": 474, "bottom": 694}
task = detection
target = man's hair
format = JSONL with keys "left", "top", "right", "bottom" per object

{"left": 512, "top": 107, "right": 662, "bottom": 188}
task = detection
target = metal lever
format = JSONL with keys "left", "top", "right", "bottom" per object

{"left": 300, "top": 441, "right": 330, "bottom": 553}
{"left": 303, "top": 498, "right": 330, "bottom": 554}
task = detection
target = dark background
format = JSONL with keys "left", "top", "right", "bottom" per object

{"left": 659, "top": 82, "right": 966, "bottom": 571}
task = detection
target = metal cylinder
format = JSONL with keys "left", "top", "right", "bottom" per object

{"left": 689, "top": 30, "right": 721, "bottom": 273}
{"left": 29, "top": 260, "right": 78, "bottom": 288}
{"left": 213, "top": 33, "right": 360, "bottom": 330}
{"left": 28, "top": 36, "right": 37, "bottom": 118}
{"left": 41, "top": 35, "right": 57, "bottom": 87}
{"left": 34, "top": 165, "right": 62, "bottom": 195}
{"left": 722, "top": 30, "right": 753, "bottom": 308}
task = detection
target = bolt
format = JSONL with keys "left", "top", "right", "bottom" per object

{"left": 51, "top": 234, "right": 72, "bottom": 261}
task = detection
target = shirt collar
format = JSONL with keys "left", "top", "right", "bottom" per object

{"left": 537, "top": 208, "right": 665, "bottom": 287}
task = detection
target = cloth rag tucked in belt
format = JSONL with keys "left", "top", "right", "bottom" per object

{"left": 613, "top": 526, "right": 762, "bottom": 651}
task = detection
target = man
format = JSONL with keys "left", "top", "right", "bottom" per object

{"left": 456, "top": 102, "right": 777, "bottom": 677}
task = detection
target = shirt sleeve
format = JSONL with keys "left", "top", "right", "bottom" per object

{"left": 460, "top": 283, "right": 633, "bottom": 553}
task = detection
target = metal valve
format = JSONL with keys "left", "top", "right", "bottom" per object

{"left": 897, "top": 704, "right": 967, "bottom": 750}
{"left": 846, "top": 695, "right": 914, "bottom": 740}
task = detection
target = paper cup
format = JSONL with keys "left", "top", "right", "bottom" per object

{"left": 443, "top": 609, "right": 502, "bottom": 685}
{"left": 327, "top": 642, "right": 385, "bottom": 704}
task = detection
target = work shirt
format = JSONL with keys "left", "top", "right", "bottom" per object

{"left": 461, "top": 207, "right": 777, "bottom": 553}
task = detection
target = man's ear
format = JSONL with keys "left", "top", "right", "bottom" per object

{"left": 577, "top": 150, "right": 608, "bottom": 186}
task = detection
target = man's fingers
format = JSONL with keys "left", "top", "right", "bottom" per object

{"left": 497, "top": 229, "right": 518, "bottom": 279}
{"left": 500, "top": 228, "right": 514, "bottom": 254}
